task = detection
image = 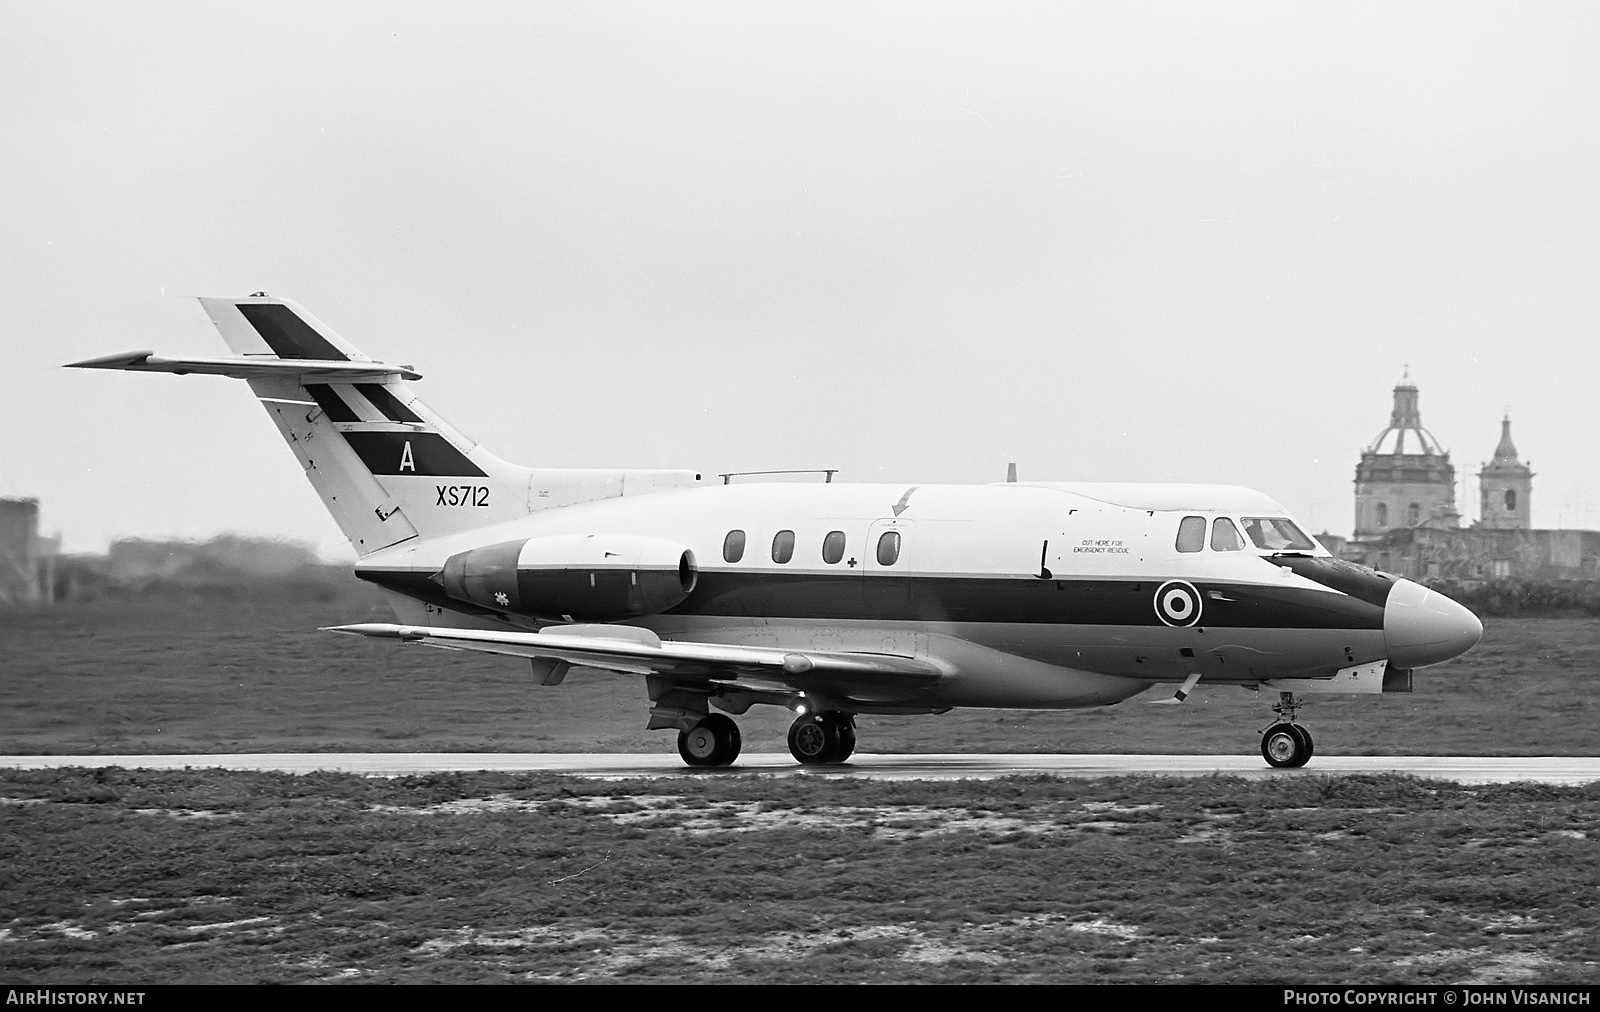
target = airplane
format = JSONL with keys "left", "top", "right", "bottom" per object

{"left": 70, "top": 294, "right": 1485, "bottom": 769}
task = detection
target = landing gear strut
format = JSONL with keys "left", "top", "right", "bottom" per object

{"left": 1260, "top": 692, "right": 1314, "bottom": 769}
{"left": 787, "top": 711, "right": 856, "bottom": 765}
{"left": 678, "top": 713, "right": 742, "bottom": 768}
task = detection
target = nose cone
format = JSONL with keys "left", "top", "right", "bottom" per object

{"left": 1384, "top": 579, "right": 1484, "bottom": 668}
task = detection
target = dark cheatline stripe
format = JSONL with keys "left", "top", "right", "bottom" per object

{"left": 1265, "top": 555, "right": 1397, "bottom": 608}
{"left": 237, "top": 303, "right": 348, "bottom": 361}
{"left": 683, "top": 573, "right": 1385, "bottom": 628}
{"left": 303, "top": 384, "right": 361, "bottom": 422}
{"left": 340, "top": 431, "right": 488, "bottom": 477}
{"left": 354, "top": 568, "right": 1385, "bottom": 629}
{"left": 355, "top": 383, "right": 423, "bottom": 423}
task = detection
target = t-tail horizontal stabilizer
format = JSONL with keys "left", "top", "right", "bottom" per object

{"left": 66, "top": 351, "right": 421, "bottom": 382}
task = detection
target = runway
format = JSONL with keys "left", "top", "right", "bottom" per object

{"left": 3, "top": 753, "right": 1598, "bottom": 784}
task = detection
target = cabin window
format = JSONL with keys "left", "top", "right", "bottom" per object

{"left": 771, "top": 530, "right": 795, "bottom": 564}
{"left": 722, "top": 530, "right": 746, "bottom": 564}
{"left": 876, "top": 531, "right": 901, "bottom": 567}
{"left": 822, "top": 530, "right": 846, "bottom": 564}
{"left": 1505, "top": 489, "right": 1517, "bottom": 511}
{"left": 1210, "top": 517, "right": 1245, "bottom": 552}
{"left": 1241, "top": 517, "right": 1316, "bottom": 552}
{"left": 1376, "top": 503, "right": 1389, "bottom": 529}
{"left": 1408, "top": 502, "right": 1421, "bottom": 525}
{"left": 1176, "top": 516, "right": 1206, "bottom": 553}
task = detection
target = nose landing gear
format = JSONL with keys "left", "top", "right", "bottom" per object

{"left": 1260, "top": 692, "right": 1314, "bottom": 769}
{"left": 1261, "top": 722, "right": 1313, "bottom": 768}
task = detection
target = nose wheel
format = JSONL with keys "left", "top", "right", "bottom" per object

{"left": 1261, "top": 722, "right": 1314, "bottom": 768}
{"left": 1260, "top": 691, "right": 1314, "bottom": 768}
{"left": 787, "top": 711, "right": 856, "bottom": 765}
{"left": 678, "top": 713, "right": 742, "bottom": 767}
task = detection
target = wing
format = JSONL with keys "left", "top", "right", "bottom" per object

{"left": 326, "top": 622, "right": 943, "bottom": 703}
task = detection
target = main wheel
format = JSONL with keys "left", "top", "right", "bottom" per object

{"left": 834, "top": 719, "right": 857, "bottom": 763}
{"left": 1261, "top": 722, "right": 1311, "bottom": 769}
{"left": 1289, "top": 723, "right": 1314, "bottom": 762}
{"left": 678, "top": 713, "right": 741, "bottom": 767}
{"left": 788, "top": 712, "right": 845, "bottom": 765}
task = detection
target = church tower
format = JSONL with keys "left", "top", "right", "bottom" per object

{"left": 1477, "top": 416, "right": 1533, "bottom": 529}
{"left": 1353, "top": 374, "right": 1460, "bottom": 539}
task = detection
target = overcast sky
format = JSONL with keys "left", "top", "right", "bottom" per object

{"left": 4, "top": 1, "right": 1597, "bottom": 559}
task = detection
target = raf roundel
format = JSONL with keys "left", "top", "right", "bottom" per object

{"left": 1154, "top": 580, "right": 1203, "bottom": 628}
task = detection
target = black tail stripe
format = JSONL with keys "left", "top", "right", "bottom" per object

{"left": 237, "top": 304, "right": 348, "bottom": 361}
{"left": 340, "top": 431, "right": 488, "bottom": 477}
{"left": 355, "top": 383, "right": 423, "bottom": 423}
{"left": 303, "top": 384, "right": 362, "bottom": 422}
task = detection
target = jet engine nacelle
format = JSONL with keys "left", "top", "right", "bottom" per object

{"left": 439, "top": 534, "right": 698, "bottom": 621}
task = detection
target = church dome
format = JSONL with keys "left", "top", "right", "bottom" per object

{"left": 1365, "top": 375, "right": 1447, "bottom": 456}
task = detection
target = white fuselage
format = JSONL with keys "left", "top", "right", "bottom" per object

{"left": 356, "top": 480, "right": 1393, "bottom": 710}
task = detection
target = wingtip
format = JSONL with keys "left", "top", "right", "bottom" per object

{"left": 65, "top": 350, "right": 154, "bottom": 370}
{"left": 323, "top": 623, "right": 425, "bottom": 640}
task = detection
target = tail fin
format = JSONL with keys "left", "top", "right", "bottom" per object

{"left": 71, "top": 294, "right": 700, "bottom": 556}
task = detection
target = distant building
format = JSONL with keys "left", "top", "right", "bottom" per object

{"left": 1477, "top": 417, "right": 1533, "bottom": 530}
{"left": 1343, "top": 380, "right": 1594, "bottom": 581}
{"left": 1365, "top": 526, "right": 1600, "bottom": 583}
{"left": 1352, "top": 374, "right": 1460, "bottom": 539}
{"left": 0, "top": 498, "right": 46, "bottom": 605}
{"left": 105, "top": 535, "right": 320, "bottom": 582}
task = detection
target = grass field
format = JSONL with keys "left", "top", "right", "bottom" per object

{"left": 1, "top": 768, "right": 1596, "bottom": 984}
{"left": 2, "top": 594, "right": 1597, "bottom": 758}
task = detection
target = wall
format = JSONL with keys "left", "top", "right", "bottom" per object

{"left": 1350, "top": 526, "right": 1600, "bottom": 581}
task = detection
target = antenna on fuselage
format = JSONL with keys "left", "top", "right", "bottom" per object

{"left": 1006, "top": 462, "right": 1018, "bottom": 483}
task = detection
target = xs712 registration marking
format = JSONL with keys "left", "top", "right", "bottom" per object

{"left": 436, "top": 485, "right": 490, "bottom": 507}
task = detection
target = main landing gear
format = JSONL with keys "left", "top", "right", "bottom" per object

{"left": 678, "top": 713, "right": 742, "bottom": 768}
{"left": 787, "top": 711, "right": 857, "bottom": 765}
{"left": 664, "top": 702, "right": 859, "bottom": 769}
{"left": 1260, "top": 691, "right": 1314, "bottom": 769}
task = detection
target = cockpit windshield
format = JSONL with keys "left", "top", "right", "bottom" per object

{"left": 1241, "top": 517, "right": 1316, "bottom": 552}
